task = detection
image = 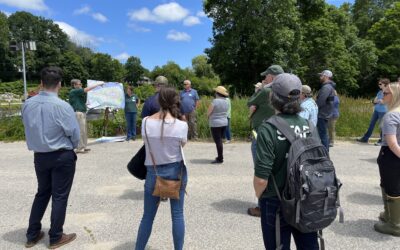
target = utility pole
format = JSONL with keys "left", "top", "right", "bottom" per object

{"left": 9, "top": 41, "right": 36, "bottom": 100}
{"left": 21, "top": 42, "right": 27, "bottom": 100}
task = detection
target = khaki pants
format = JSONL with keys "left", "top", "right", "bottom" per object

{"left": 328, "top": 117, "right": 338, "bottom": 145}
{"left": 185, "top": 111, "right": 198, "bottom": 139}
{"left": 75, "top": 112, "right": 87, "bottom": 150}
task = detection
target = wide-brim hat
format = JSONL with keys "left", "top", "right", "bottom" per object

{"left": 214, "top": 86, "right": 229, "bottom": 97}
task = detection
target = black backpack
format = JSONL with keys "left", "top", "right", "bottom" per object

{"left": 266, "top": 116, "right": 343, "bottom": 250}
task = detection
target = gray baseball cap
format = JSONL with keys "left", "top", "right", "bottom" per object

{"left": 154, "top": 75, "right": 168, "bottom": 85}
{"left": 260, "top": 65, "right": 284, "bottom": 76}
{"left": 271, "top": 73, "right": 302, "bottom": 99}
{"left": 318, "top": 70, "right": 333, "bottom": 78}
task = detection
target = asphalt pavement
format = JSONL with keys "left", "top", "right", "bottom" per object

{"left": 1, "top": 140, "right": 399, "bottom": 249}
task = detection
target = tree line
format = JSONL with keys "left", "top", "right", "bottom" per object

{"left": 1, "top": 1, "right": 400, "bottom": 97}
{"left": 0, "top": 11, "right": 220, "bottom": 95}
{"left": 204, "top": 0, "right": 400, "bottom": 96}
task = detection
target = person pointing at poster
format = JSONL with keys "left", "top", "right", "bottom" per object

{"left": 69, "top": 79, "right": 104, "bottom": 154}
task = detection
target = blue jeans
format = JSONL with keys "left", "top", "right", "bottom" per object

{"left": 317, "top": 118, "right": 329, "bottom": 151}
{"left": 135, "top": 161, "right": 188, "bottom": 250}
{"left": 259, "top": 197, "right": 319, "bottom": 250}
{"left": 361, "top": 110, "right": 385, "bottom": 141}
{"left": 225, "top": 117, "right": 232, "bottom": 140}
{"left": 125, "top": 112, "right": 137, "bottom": 139}
{"left": 27, "top": 150, "right": 76, "bottom": 244}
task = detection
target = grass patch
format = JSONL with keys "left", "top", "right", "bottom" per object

{"left": 0, "top": 95, "right": 381, "bottom": 141}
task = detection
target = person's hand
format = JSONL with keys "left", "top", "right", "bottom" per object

{"left": 249, "top": 105, "right": 257, "bottom": 113}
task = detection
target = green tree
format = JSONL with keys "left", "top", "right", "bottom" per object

{"left": 191, "top": 55, "right": 216, "bottom": 78}
{"left": 89, "top": 53, "right": 115, "bottom": 81}
{"left": 368, "top": 2, "right": 400, "bottom": 79}
{"left": 60, "top": 51, "right": 89, "bottom": 85}
{"left": 352, "top": 0, "right": 396, "bottom": 38}
{"left": 150, "top": 61, "right": 188, "bottom": 87}
{"left": 7, "top": 12, "right": 69, "bottom": 80}
{"left": 0, "top": 12, "right": 15, "bottom": 81}
{"left": 125, "top": 56, "right": 146, "bottom": 84}
{"left": 205, "top": 0, "right": 301, "bottom": 94}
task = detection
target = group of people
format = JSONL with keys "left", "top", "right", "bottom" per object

{"left": 21, "top": 65, "right": 400, "bottom": 250}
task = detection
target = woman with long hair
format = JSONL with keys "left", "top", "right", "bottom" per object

{"left": 374, "top": 82, "right": 400, "bottom": 236}
{"left": 207, "top": 86, "right": 229, "bottom": 164}
{"left": 135, "top": 87, "right": 188, "bottom": 250}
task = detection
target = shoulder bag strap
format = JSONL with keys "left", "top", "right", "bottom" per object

{"left": 266, "top": 115, "right": 296, "bottom": 143}
{"left": 144, "top": 117, "right": 158, "bottom": 175}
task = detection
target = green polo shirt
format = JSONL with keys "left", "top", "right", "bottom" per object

{"left": 247, "top": 87, "right": 275, "bottom": 131}
{"left": 69, "top": 88, "right": 86, "bottom": 112}
{"left": 125, "top": 94, "right": 139, "bottom": 113}
{"left": 255, "top": 114, "right": 310, "bottom": 198}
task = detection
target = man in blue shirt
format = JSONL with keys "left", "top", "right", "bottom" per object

{"left": 141, "top": 75, "right": 168, "bottom": 118}
{"left": 22, "top": 67, "right": 79, "bottom": 249}
{"left": 180, "top": 79, "right": 200, "bottom": 140}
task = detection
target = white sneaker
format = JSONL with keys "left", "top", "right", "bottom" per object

{"left": 224, "top": 140, "right": 231, "bottom": 144}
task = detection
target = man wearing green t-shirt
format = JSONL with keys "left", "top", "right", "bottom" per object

{"left": 69, "top": 79, "right": 103, "bottom": 153}
{"left": 246, "top": 65, "right": 284, "bottom": 217}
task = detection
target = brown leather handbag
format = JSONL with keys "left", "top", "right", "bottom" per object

{"left": 144, "top": 118, "right": 183, "bottom": 200}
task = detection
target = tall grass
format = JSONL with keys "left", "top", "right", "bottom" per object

{"left": 0, "top": 95, "right": 380, "bottom": 141}
{"left": 336, "top": 95, "right": 378, "bottom": 138}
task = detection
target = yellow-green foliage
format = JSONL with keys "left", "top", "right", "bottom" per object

{"left": 0, "top": 95, "right": 381, "bottom": 141}
{"left": 336, "top": 95, "right": 378, "bottom": 138}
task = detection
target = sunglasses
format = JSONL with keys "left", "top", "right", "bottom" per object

{"left": 383, "top": 92, "right": 391, "bottom": 96}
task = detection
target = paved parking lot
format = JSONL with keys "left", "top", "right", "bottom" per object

{"left": 1, "top": 140, "right": 399, "bottom": 249}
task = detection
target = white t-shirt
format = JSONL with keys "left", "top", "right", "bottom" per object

{"left": 142, "top": 117, "right": 188, "bottom": 165}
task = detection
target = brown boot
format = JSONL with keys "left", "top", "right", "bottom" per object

{"left": 247, "top": 207, "right": 261, "bottom": 217}
{"left": 25, "top": 231, "right": 44, "bottom": 248}
{"left": 48, "top": 233, "right": 76, "bottom": 249}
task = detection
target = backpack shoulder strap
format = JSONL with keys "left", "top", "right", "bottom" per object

{"left": 266, "top": 115, "right": 296, "bottom": 143}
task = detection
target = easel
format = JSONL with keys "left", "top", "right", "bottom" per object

{"left": 102, "top": 107, "right": 125, "bottom": 136}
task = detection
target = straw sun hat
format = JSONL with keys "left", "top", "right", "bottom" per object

{"left": 214, "top": 86, "right": 229, "bottom": 97}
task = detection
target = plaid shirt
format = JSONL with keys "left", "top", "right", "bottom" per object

{"left": 299, "top": 97, "right": 318, "bottom": 126}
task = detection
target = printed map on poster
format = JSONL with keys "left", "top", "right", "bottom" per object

{"left": 86, "top": 80, "right": 125, "bottom": 109}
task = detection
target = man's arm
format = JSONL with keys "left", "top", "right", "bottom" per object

{"left": 247, "top": 88, "right": 264, "bottom": 106}
{"left": 316, "top": 85, "right": 330, "bottom": 107}
{"left": 254, "top": 176, "right": 268, "bottom": 199}
{"left": 59, "top": 105, "right": 80, "bottom": 148}
{"left": 84, "top": 82, "right": 104, "bottom": 93}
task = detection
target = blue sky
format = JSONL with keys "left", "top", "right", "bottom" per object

{"left": 0, "top": 0, "right": 353, "bottom": 71}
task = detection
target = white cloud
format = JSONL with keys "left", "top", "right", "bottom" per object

{"left": 92, "top": 12, "right": 108, "bottom": 23}
{"left": 73, "top": 5, "right": 91, "bottom": 15}
{"left": 55, "top": 21, "right": 102, "bottom": 47}
{"left": 128, "top": 2, "right": 189, "bottom": 23}
{"left": 73, "top": 5, "right": 108, "bottom": 23}
{"left": 196, "top": 11, "right": 207, "bottom": 17}
{"left": 128, "top": 23, "right": 151, "bottom": 33}
{"left": 166, "top": 30, "right": 191, "bottom": 42}
{"left": 0, "top": 0, "right": 48, "bottom": 11}
{"left": 115, "top": 52, "right": 130, "bottom": 61}
{"left": 1, "top": 11, "right": 11, "bottom": 17}
{"left": 183, "top": 16, "right": 200, "bottom": 26}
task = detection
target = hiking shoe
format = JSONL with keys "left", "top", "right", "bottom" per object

{"left": 247, "top": 207, "right": 261, "bottom": 217}
{"left": 356, "top": 138, "right": 368, "bottom": 143}
{"left": 25, "top": 231, "right": 44, "bottom": 248}
{"left": 224, "top": 140, "right": 231, "bottom": 144}
{"left": 211, "top": 158, "right": 223, "bottom": 164}
{"left": 375, "top": 142, "right": 382, "bottom": 146}
{"left": 49, "top": 233, "right": 76, "bottom": 249}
